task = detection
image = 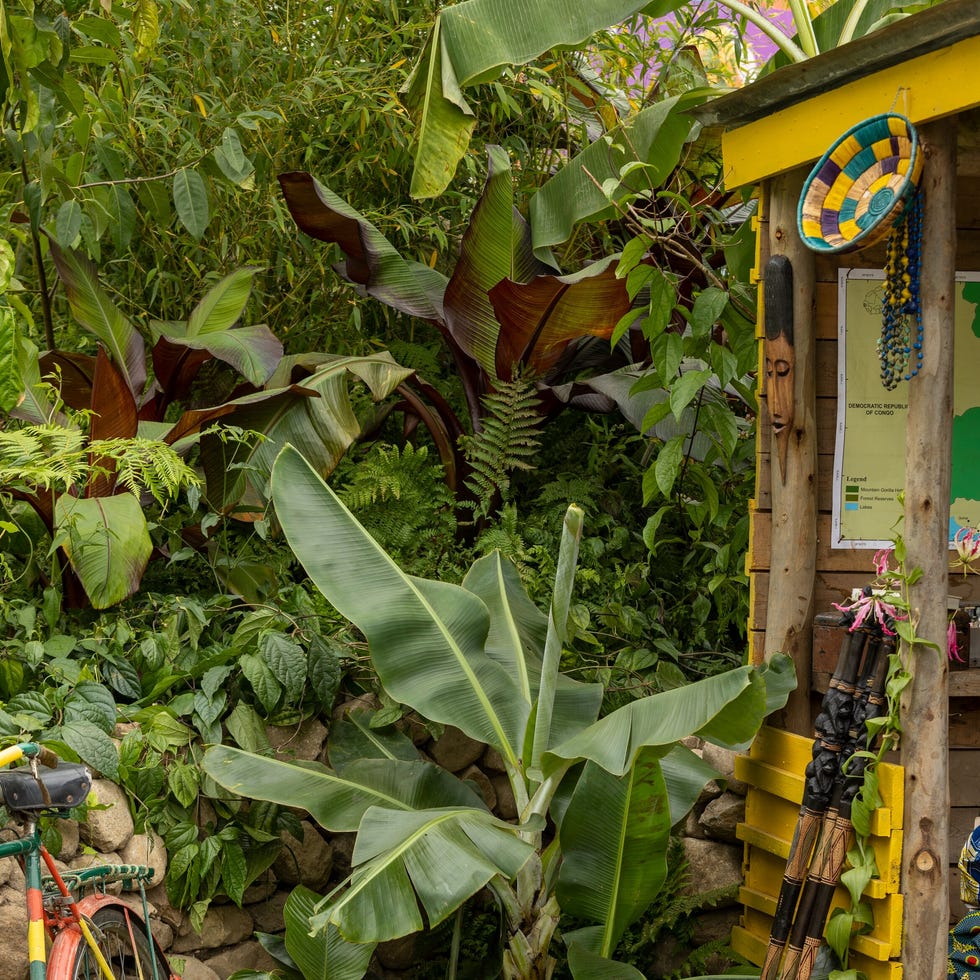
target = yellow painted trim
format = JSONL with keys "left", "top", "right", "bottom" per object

{"left": 27, "top": 918, "right": 45, "bottom": 963}
{"left": 720, "top": 33, "right": 980, "bottom": 188}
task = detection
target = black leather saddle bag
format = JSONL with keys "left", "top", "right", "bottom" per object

{"left": 0, "top": 764, "right": 92, "bottom": 814}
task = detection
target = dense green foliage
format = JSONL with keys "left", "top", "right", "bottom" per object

{"left": 0, "top": 0, "right": 819, "bottom": 973}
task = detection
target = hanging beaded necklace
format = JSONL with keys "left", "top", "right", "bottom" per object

{"left": 877, "top": 188, "right": 924, "bottom": 390}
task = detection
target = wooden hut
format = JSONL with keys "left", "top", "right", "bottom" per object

{"left": 693, "top": 3, "right": 980, "bottom": 977}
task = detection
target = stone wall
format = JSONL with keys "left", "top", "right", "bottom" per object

{"left": 12, "top": 716, "right": 751, "bottom": 979}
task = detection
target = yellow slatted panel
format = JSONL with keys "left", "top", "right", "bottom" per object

{"left": 736, "top": 726, "right": 904, "bottom": 975}
{"left": 732, "top": 924, "right": 903, "bottom": 980}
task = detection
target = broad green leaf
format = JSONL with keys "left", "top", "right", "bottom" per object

{"left": 399, "top": 18, "right": 476, "bottom": 200}
{"left": 668, "top": 368, "right": 711, "bottom": 421}
{"left": 55, "top": 200, "right": 82, "bottom": 247}
{"left": 566, "top": 944, "right": 646, "bottom": 979}
{"left": 54, "top": 720, "right": 119, "bottom": 780}
{"left": 403, "top": 0, "right": 674, "bottom": 198}
{"left": 105, "top": 184, "right": 136, "bottom": 252}
{"left": 316, "top": 806, "right": 534, "bottom": 942}
{"left": 690, "top": 287, "right": 729, "bottom": 339}
{"left": 558, "top": 752, "right": 671, "bottom": 955}
{"left": 529, "top": 98, "right": 690, "bottom": 257}
{"left": 152, "top": 321, "right": 282, "bottom": 388}
{"left": 64, "top": 681, "right": 117, "bottom": 734}
{"left": 197, "top": 353, "right": 412, "bottom": 514}
{"left": 213, "top": 127, "right": 255, "bottom": 186}
{"left": 46, "top": 241, "right": 146, "bottom": 397}
{"left": 260, "top": 633, "right": 306, "bottom": 705}
{"left": 55, "top": 493, "right": 152, "bottom": 608}
{"left": 221, "top": 839, "right": 248, "bottom": 906}
{"left": 203, "top": 745, "right": 487, "bottom": 832}
{"left": 0, "top": 306, "right": 18, "bottom": 414}
{"left": 545, "top": 656, "right": 793, "bottom": 777}
{"left": 271, "top": 446, "right": 527, "bottom": 764}
{"left": 173, "top": 168, "right": 210, "bottom": 239}
{"left": 186, "top": 267, "right": 259, "bottom": 337}
{"left": 240, "top": 652, "right": 282, "bottom": 714}
{"left": 328, "top": 709, "right": 419, "bottom": 772}
{"left": 654, "top": 434, "right": 685, "bottom": 497}
{"left": 225, "top": 703, "right": 272, "bottom": 754}
{"left": 285, "top": 885, "right": 375, "bottom": 980}
{"left": 307, "top": 636, "right": 343, "bottom": 713}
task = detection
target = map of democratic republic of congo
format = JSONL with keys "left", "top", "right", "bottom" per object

{"left": 833, "top": 270, "right": 980, "bottom": 548}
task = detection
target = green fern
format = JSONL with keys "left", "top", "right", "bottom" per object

{"left": 0, "top": 425, "right": 199, "bottom": 504}
{"left": 338, "top": 442, "right": 456, "bottom": 575}
{"left": 461, "top": 377, "right": 543, "bottom": 520}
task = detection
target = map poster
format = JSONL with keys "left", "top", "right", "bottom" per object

{"left": 832, "top": 269, "right": 980, "bottom": 548}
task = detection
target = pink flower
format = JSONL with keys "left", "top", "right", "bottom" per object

{"left": 949, "top": 620, "right": 966, "bottom": 663}
{"left": 833, "top": 588, "right": 905, "bottom": 636}
{"left": 872, "top": 548, "right": 895, "bottom": 577}
{"left": 953, "top": 527, "right": 980, "bottom": 575}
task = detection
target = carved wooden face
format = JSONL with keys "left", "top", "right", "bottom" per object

{"left": 765, "top": 332, "right": 795, "bottom": 437}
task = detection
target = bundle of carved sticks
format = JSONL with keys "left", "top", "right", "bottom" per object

{"left": 760, "top": 604, "right": 894, "bottom": 980}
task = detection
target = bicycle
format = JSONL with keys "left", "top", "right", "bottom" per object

{"left": 0, "top": 741, "right": 177, "bottom": 980}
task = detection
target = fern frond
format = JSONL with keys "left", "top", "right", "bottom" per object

{"left": 461, "top": 377, "right": 543, "bottom": 519}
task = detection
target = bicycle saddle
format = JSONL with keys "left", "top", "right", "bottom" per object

{"left": 0, "top": 763, "right": 92, "bottom": 814}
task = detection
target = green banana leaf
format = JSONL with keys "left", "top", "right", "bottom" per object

{"left": 312, "top": 806, "right": 537, "bottom": 942}
{"left": 0, "top": 306, "right": 17, "bottom": 414}
{"left": 566, "top": 944, "right": 646, "bottom": 979}
{"left": 54, "top": 491, "right": 152, "bottom": 608}
{"left": 461, "top": 551, "right": 603, "bottom": 745}
{"left": 149, "top": 268, "right": 282, "bottom": 387}
{"left": 400, "top": 0, "right": 670, "bottom": 198}
{"left": 557, "top": 749, "right": 672, "bottom": 956}
{"left": 270, "top": 444, "right": 529, "bottom": 765}
{"left": 202, "top": 745, "right": 489, "bottom": 832}
{"left": 9, "top": 334, "right": 71, "bottom": 426}
{"left": 327, "top": 708, "right": 421, "bottom": 771}
{"left": 545, "top": 654, "right": 795, "bottom": 777}
{"left": 46, "top": 239, "right": 147, "bottom": 397}
{"left": 283, "top": 885, "right": 375, "bottom": 980}
{"left": 527, "top": 98, "right": 691, "bottom": 259}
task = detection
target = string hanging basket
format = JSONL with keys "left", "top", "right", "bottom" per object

{"left": 797, "top": 113, "right": 923, "bottom": 253}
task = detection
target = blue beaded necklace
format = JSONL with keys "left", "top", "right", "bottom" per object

{"left": 877, "top": 188, "right": 923, "bottom": 390}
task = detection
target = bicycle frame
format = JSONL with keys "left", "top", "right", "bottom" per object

{"left": 0, "top": 742, "right": 167, "bottom": 980}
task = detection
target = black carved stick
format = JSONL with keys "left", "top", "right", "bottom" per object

{"left": 759, "top": 620, "right": 867, "bottom": 980}
{"left": 780, "top": 632, "right": 892, "bottom": 980}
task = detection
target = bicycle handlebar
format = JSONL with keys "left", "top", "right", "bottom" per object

{"left": 0, "top": 743, "right": 61, "bottom": 770}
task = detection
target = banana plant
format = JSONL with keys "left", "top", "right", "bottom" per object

{"left": 204, "top": 444, "right": 795, "bottom": 978}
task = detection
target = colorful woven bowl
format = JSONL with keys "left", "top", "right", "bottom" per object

{"left": 797, "top": 113, "right": 922, "bottom": 253}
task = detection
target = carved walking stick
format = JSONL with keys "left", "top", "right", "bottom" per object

{"left": 780, "top": 632, "right": 892, "bottom": 980}
{"left": 764, "top": 254, "right": 795, "bottom": 484}
{"left": 759, "top": 620, "right": 867, "bottom": 980}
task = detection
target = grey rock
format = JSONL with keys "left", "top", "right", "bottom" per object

{"left": 698, "top": 791, "right": 746, "bottom": 842}
{"left": 680, "top": 838, "right": 743, "bottom": 904}
{"left": 79, "top": 779, "right": 134, "bottom": 853}
{"left": 204, "top": 940, "right": 281, "bottom": 979}
{"left": 429, "top": 726, "right": 485, "bottom": 772}
{"left": 173, "top": 905, "right": 254, "bottom": 953}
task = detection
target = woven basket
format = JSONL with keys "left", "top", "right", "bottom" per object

{"left": 797, "top": 113, "right": 922, "bottom": 254}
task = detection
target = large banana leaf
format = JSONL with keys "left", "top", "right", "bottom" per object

{"left": 527, "top": 98, "right": 691, "bottom": 259}
{"left": 202, "top": 745, "right": 488, "bottom": 832}
{"left": 149, "top": 268, "right": 282, "bottom": 387}
{"left": 312, "top": 806, "right": 536, "bottom": 942}
{"left": 54, "top": 492, "right": 152, "bottom": 608}
{"left": 47, "top": 240, "right": 146, "bottom": 397}
{"left": 283, "top": 886, "right": 375, "bottom": 980}
{"left": 443, "top": 145, "right": 556, "bottom": 376}
{"left": 460, "top": 552, "right": 603, "bottom": 745}
{"left": 400, "top": 0, "right": 677, "bottom": 198}
{"left": 557, "top": 749, "right": 672, "bottom": 955}
{"left": 545, "top": 655, "right": 795, "bottom": 777}
{"left": 491, "top": 256, "right": 632, "bottom": 377}
{"left": 271, "top": 445, "right": 529, "bottom": 764}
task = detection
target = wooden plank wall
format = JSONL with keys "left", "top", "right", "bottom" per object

{"left": 745, "top": 145, "right": 980, "bottom": 951}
